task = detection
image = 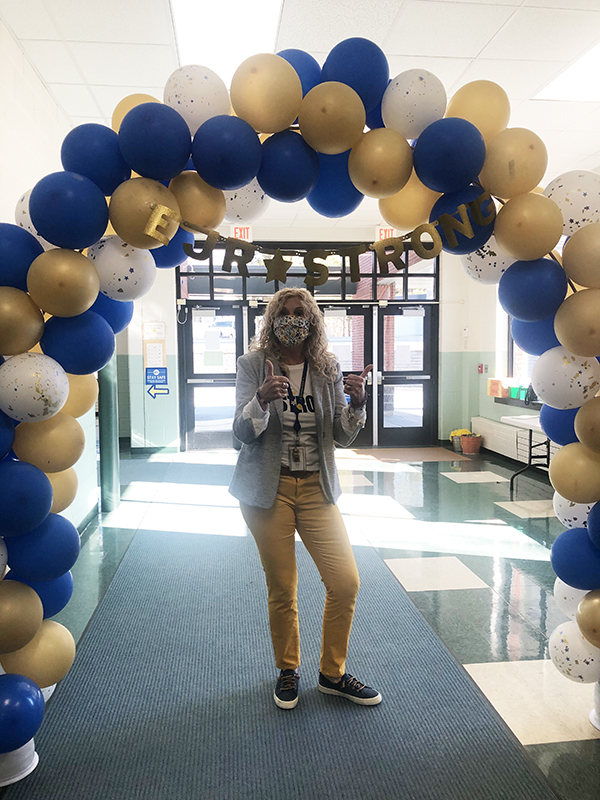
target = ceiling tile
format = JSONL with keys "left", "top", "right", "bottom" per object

{"left": 524, "top": 0, "right": 600, "bottom": 9}
{"left": 447, "top": 58, "right": 569, "bottom": 100}
{"left": 276, "top": 0, "right": 402, "bottom": 52}
{"left": 382, "top": 1, "right": 515, "bottom": 59}
{"left": 479, "top": 7, "right": 600, "bottom": 61}
{"left": 48, "top": 83, "right": 101, "bottom": 117}
{"left": 44, "top": 0, "right": 174, "bottom": 45}
{"left": 68, "top": 42, "right": 178, "bottom": 87}
{"left": 544, "top": 128, "right": 600, "bottom": 154}
{"left": 21, "top": 40, "right": 82, "bottom": 84}
{"left": 569, "top": 106, "right": 600, "bottom": 132}
{"left": 508, "top": 100, "right": 600, "bottom": 133}
{"left": 0, "top": 0, "right": 61, "bottom": 39}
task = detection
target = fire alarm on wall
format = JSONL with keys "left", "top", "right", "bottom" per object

{"left": 478, "top": 364, "right": 483, "bottom": 374}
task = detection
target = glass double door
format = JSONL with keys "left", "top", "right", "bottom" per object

{"left": 179, "top": 301, "right": 438, "bottom": 449}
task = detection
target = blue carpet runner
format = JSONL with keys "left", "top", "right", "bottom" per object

{"left": 3, "top": 530, "right": 560, "bottom": 800}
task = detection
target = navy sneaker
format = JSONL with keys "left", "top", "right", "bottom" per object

{"left": 274, "top": 669, "right": 299, "bottom": 709}
{"left": 318, "top": 672, "right": 382, "bottom": 705}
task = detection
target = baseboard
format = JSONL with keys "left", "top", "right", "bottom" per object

{"left": 77, "top": 503, "right": 99, "bottom": 535}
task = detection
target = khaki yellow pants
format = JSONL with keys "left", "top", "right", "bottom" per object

{"left": 240, "top": 472, "right": 359, "bottom": 679}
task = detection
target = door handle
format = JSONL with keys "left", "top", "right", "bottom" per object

{"left": 377, "top": 371, "right": 382, "bottom": 385}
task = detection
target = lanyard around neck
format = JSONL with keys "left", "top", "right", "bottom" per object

{"left": 281, "top": 360, "right": 308, "bottom": 435}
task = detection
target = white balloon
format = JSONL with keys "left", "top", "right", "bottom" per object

{"left": 553, "top": 491, "right": 594, "bottom": 529}
{"left": 14, "top": 189, "right": 54, "bottom": 251}
{"left": 87, "top": 236, "right": 156, "bottom": 301}
{"left": 553, "top": 577, "right": 589, "bottom": 619}
{"left": 549, "top": 619, "right": 600, "bottom": 683}
{"left": 460, "top": 235, "right": 514, "bottom": 284}
{"left": 382, "top": 70, "right": 447, "bottom": 139}
{"left": 531, "top": 346, "right": 600, "bottom": 409}
{"left": 224, "top": 178, "right": 271, "bottom": 224}
{"left": 164, "top": 65, "right": 230, "bottom": 135}
{"left": 0, "top": 538, "right": 6, "bottom": 577}
{"left": 0, "top": 353, "right": 69, "bottom": 422}
{"left": 41, "top": 684, "right": 56, "bottom": 702}
{"left": 544, "top": 170, "right": 600, "bottom": 236}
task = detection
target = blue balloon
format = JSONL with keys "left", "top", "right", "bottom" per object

{"left": 151, "top": 226, "right": 194, "bottom": 269}
{"left": 89, "top": 292, "right": 133, "bottom": 334}
{"left": 551, "top": 527, "right": 600, "bottom": 590}
{"left": 29, "top": 172, "right": 109, "bottom": 250}
{"left": 192, "top": 116, "right": 262, "bottom": 191}
{"left": 257, "top": 131, "right": 319, "bottom": 203}
{"left": 321, "top": 37, "right": 389, "bottom": 113}
{"left": 277, "top": 49, "right": 321, "bottom": 97}
{"left": 413, "top": 118, "right": 486, "bottom": 194}
{"left": 40, "top": 311, "right": 115, "bottom": 374}
{"left": 587, "top": 503, "right": 600, "bottom": 549}
{"left": 119, "top": 103, "right": 191, "bottom": 181}
{"left": 511, "top": 315, "right": 561, "bottom": 356}
{"left": 429, "top": 185, "right": 494, "bottom": 254}
{"left": 5, "top": 513, "right": 80, "bottom": 581}
{"left": 307, "top": 151, "right": 364, "bottom": 218}
{"left": 0, "top": 674, "right": 44, "bottom": 754}
{"left": 6, "top": 571, "right": 74, "bottom": 619}
{"left": 365, "top": 80, "right": 390, "bottom": 130}
{"left": 539, "top": 404, "right": 579, "bottom": 446}
{"left": 0, "top": 461, "right": 52, "bottom": 538}
{"left": 0, "top": 223, "right": 43, "bottom": 291}
{"left": 498, "top": 259, "right": 567, "bottom": 322}
{"left": 0, "top": 409, "right": 15, "bottom": 460}
{"left": 61, "top": 123, "right": 131, "bottom": 196}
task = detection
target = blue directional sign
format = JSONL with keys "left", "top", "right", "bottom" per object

{"left": 146, "top": 367, "right": 167, "bottom": 386}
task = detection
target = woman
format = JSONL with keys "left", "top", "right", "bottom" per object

{"left": 230, "top": 287, "right": 381, "bottom": 710}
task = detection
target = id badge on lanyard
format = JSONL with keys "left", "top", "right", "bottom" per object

{"left": 284, "top": 361, "right": 308, "bottom": 472}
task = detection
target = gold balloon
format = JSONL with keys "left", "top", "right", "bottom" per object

{"left": 299, "top": 82, "right": 366, "bottom": 155}
{"left": 577, "top": 590, "right": 600, "bottom": 649}
{"left": 348, "top": 129, "right": 413, "bottom": 199}
{"left": 445, "top": 80, "right": 510, "bottom": 141}
{"left": 575, "top": 397, "right": 600, "bottom": 453}
{"left": 109, "top": 178, "right": 180, "bottom": 249}
{"left": 27, "top": 249, "right": 100, "bottom": 317}
{"left": 230, "top": 53, "right": 302, "bottom": 134}
{"left": 554, "top": 289, "right": 600, "bottom": 357}
{"left": 13, "top": 412, "right": 85, "bottom": 473}
{"left": 479, "top": 128, "right": 548, "bottom": 199}
{"left": 0, "top": 287, "right": 44, "bottom": 355}
{"left": 48, "top": 467, "right": 79, "bottom": 514}
{"left": 112, "top": 93, "right": 160, "bottom": 133}
{"left": 169, "top": 172, "right": 226, "bottom": 232}
{"left": 61, "top": 373, "right": 99, "bottom": 418}
{"left": 494, "top": 193, "right": 563, "bottom": 261}
{"left": 549, "top": 442, "right": 600, "bottom": 503}
{"left": 379, "top": 170, "right": 442, "bottom": 233}
{"left": 562, "top": 222, "right": 600, "bottom": 288}
{"left": 0, "top": 620, "right": 76, "bottom": 688}
{"left": 0, "top": 581, "right": 43, "bottom": 655}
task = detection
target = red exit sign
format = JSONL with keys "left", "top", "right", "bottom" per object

{"left": 375, "top": 226, "right": 398, "bottom": 240}
{"left": 230, "top": 225, "right": 253, "bottom": 242}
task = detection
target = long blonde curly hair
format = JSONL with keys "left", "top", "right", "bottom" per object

{"left": 250, "top": 288, "right": 338, "bottom": 381}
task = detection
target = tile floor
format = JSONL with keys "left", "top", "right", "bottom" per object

{"left": 52, "top": 445, "right": 600, "bottom": 800}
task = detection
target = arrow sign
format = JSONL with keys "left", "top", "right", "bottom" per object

{"left": 147, "top": 385, "right": 170, "bottom": 399}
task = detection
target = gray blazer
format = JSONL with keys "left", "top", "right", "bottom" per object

{"left": 229, "top": 350, "right": 362, "bottom": 509}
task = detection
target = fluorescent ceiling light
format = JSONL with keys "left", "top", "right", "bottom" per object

{"left": 170, "top": 0, "right": 284, "bottom": 87}
{"left": 535, "top": 41, "right": 600, "bottom": 102}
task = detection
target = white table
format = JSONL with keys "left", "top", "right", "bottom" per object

{"left": 500, "top": 415, "right": 550, "bottom": 495}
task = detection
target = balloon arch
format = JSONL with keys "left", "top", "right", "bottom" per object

{"left": 2, "top": 35, "right": 600, "bottom": 776}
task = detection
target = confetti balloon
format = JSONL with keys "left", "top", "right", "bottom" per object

{"left": 461, "top": 235, "right": 514, "bottom": 284}
{"left": 163, "top": 64, "right": 230, "bottom": 135}
{"left": 224, "top": 178, "right": 270, "bottom": 223}
{"left": 531, "top": 346, "right": 600, "bottom": 410}
{"left": 14, "top": 190, "right": 54, "bottom": 252}
{"left": 87, "top": 236, "right": 157, "bottom": 301}
{"left": 553, "top": 492, "right": 594, "bottom": 528}
{"left": 544, "top": 170, "right": 600, "bottom": 236}
{"left": 549, "top": 620, "right": 600, "bottom": 683}
{"left": 382, "top": 69, "right": 447, "bottom": 139}
{"left": 553, "top": 576, "right": 589, "bottom": 619}
{"left": 0, "top": 353, "right": 69, "bottom": 421}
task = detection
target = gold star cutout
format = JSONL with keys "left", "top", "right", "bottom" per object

{"left": 264, "top": 249, "right": 293, "bottom": 283}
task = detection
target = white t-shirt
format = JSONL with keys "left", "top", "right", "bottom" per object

{"left": 280, "top": 362, "right": 319, "bottom": 470}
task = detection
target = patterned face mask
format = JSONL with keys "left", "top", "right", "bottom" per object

{"left": 273, "top": 315, "right": 310, "bottom": 348}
